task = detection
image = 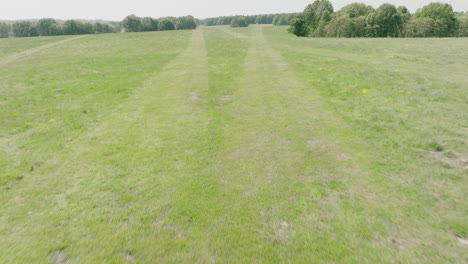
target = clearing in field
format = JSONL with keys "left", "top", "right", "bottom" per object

{"left": 0, "top": 25, "right": 467, "bottom": 263}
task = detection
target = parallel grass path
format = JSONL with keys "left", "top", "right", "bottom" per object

{"left": 0, "top": 35, "right": 88, "bottom": 66}
{"left": 0, "top": 26, "right": 466, "bottom": 263}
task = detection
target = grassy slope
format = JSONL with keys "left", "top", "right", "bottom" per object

{"left": 0, "top": 35, "right": 70, "bottom": 59}
{"left": 0, "top": 27, "right": 467, "bottom": 263}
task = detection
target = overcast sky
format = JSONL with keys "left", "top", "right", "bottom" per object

{"left": 2, "top": 0, "right": 467, "bottom": 21}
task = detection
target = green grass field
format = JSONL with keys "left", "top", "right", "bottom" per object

{"left": 0, "top": 25, "right": 467, "bottom": 263}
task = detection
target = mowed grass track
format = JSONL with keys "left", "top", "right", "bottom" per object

{"left": 0, "top": 26, "right": 466, "bottom": 263}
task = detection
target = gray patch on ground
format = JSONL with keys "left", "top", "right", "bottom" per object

{"left": 220, "top": 95, "right": 234, "bottom": 101}
{"left": 429, "top": 150, "right": 468, "bottom": 169}
{"left": 125, "top": 251, "right": 135, "bottom": 262}
{"left": 175, "top": 232, "right": 185, "bottom": 239}
{"left": 275, "top": 221, "right": 289, "bottom": 240}
{"left": 307, "top": 139, "right": 351, "bottom": 161}
{"left": 457, "top": 236, "right": 468, "bottom": 246}
{"left": 0, "top": 137, "right": 17, "bottom": 154}
{"left": 243, "top": 189, "right": 256, "bottom": 197}
{"left": 189, "top": 91, "right": 199, "bottom": 102}
{"left": 50, "top": 250, "right": 71, "bottom": 264}
{"left": 307, "top": 139, "right": 327, "bottom": 150}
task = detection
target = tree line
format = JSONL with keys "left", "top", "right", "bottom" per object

{"left": 122, "top": 15, "right": 197, "bottom": 32}
{"left": 289, "top": 1, "right": 468, "bottom": 38}
{"left": 201, "top": 13, "right": 298, "bottom": 27}
{"left": 0, "top": 15, "right": 198, "bottom": 38}
{"left": 0, "top": 19, "right": 119, "bottom": 38}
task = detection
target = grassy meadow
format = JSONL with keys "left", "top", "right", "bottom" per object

{"left": 0, "top": 25, "right": 467, "bottom": 263}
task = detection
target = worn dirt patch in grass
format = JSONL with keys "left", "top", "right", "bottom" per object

{"left": 220, "top": 94, "right": 234, "bottom": 101}
{"left": 50, "top": 250, "right": 71, "bottom": 264}
{"left": 429, "top": 150, "right": 468, "bottom": 170}
{"left": 275, "top": 221, "right": 289, "bottom": 240}
{"left": 456, "top": 237, "right": 468, "bottom": 246}
{"left": 189, "top": 91, "right": 200, "bottom": 102}
{"left": 307, "top": 139, "right": 351, "bottom": 161}
{"left": 125, "top": 251, "right": 135, "bottom": 262}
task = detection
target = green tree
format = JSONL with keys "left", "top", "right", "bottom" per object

{"left": 325, "top": 15, "right": 351, "bottom": 37}
{"left": 303, "top": 0, "right": 334, "bottom": 36}
{"left": 123, "top": 15, "right": 142, "bottom": 32}
{"left": 397, "top": 6, "right": 411, "bottom": 23}
{"left": 0, "top": 22, "right": 9, "bottom": 38}
{"left": 414, "top": 3, "right": 459, "bottom": 37}
{"left": 403, "top": 17, "right": 435, "bottom": 37}
{"left": 366, "top": 4, "right": 402, "bottom": 37}
{"left": 107, "top": 22, "right": 121, "bottom": 33}
{"left": 13, "top": 21, "right": 37, "bottom": 37}
{"left": 36, "top": 18, "right": 60, "bottom": 36}
{"left": 94, "top": 22, "right": 103, "bottom": 33}
{"left": 326, "top": 15, "right": 366, "bottom": 37}
{"left": 230, "top": 16, "right": 249, "bottom": 27}
{"left": 272, "top": 15, "right": 280, "bottom": 25}
{"left": 326, "top": 3, "right": 372, "bottom": 37}
{"left": 459, "top": 16, "right": 468, "bottom": 37}
{"left": 337, "top": 3, "right": 373, "bottom": 18}
{"left": 255, "top": 15, "right": 268, "bottom": 24}
{"left": 82, "top": 23, "right": 94, "bottom": 34}
{"left": 288, "top": 14, "right": 309, "bottom": 37}
{"left": 158, "top": 19, "right": 175, "bottom": 31}
{"left": 176, "top": 16, "right": 197, "bottom": 30}
{"left": 141, "top": 17, "right": 158, "bottom": 31}
{"left": 277, "top": 15, "right": 289, "bottom": 26}
{"left": 62, "top": 20, "right": 86, "bottom": 35}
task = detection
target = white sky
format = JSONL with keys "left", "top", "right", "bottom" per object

{"left": 1, "top": 0, "right": 467, "bottom": 21}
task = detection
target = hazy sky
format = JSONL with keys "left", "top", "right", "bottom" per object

{"left": 2, "top": 0, "right": 467, "bottom": 21}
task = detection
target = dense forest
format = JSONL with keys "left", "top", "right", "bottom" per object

{"left": 289, "top": 1, "right": 468, "bottom": 37}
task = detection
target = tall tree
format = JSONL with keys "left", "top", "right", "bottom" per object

{"left": 414, "top": 2, "right": 459, "bottom": 37}
{"left": 366, "top": 4, "right": 402, "bottom": 37}
{"left": 459, "top": 16, "right": 468, "bottom": 37}
{"left": 277, "top": 15, "right": 289, "bottom": 26}
{"left": 62, "top": 20, "right": 84, "bottom": 35}
{"left": 141, "top": 17, "right": 158, "bottom": 31}
{"left": 230, "top": 16, "right": 249, "bottom": 27}
{"left": 303, "top": 0, "right": 334, "bottom": 36}
{"left": 158, "top": 19, "right": 175, "bottom": 31}
{"left": 36, "top": 18, "right": 59, "bottom": 36}
{"left": 0, "top": 22, "right": 9, "bottom": 38}
{"left": 13, "top": 21, "right": 37, "bottom": 37}
{"left": 176, "top": 16, "right": 197, "bottom": 30}
{"left": 337, "top": 3, "right": 373, "bottom": 18}
{"left": 288, "top": 14, "right": 310, "bottom": 37}
{"left": 123, "top": 15, "right": 142, "bottom": 32}
{"left": 403, "top": 17, "right": 434, "bottom": 37}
